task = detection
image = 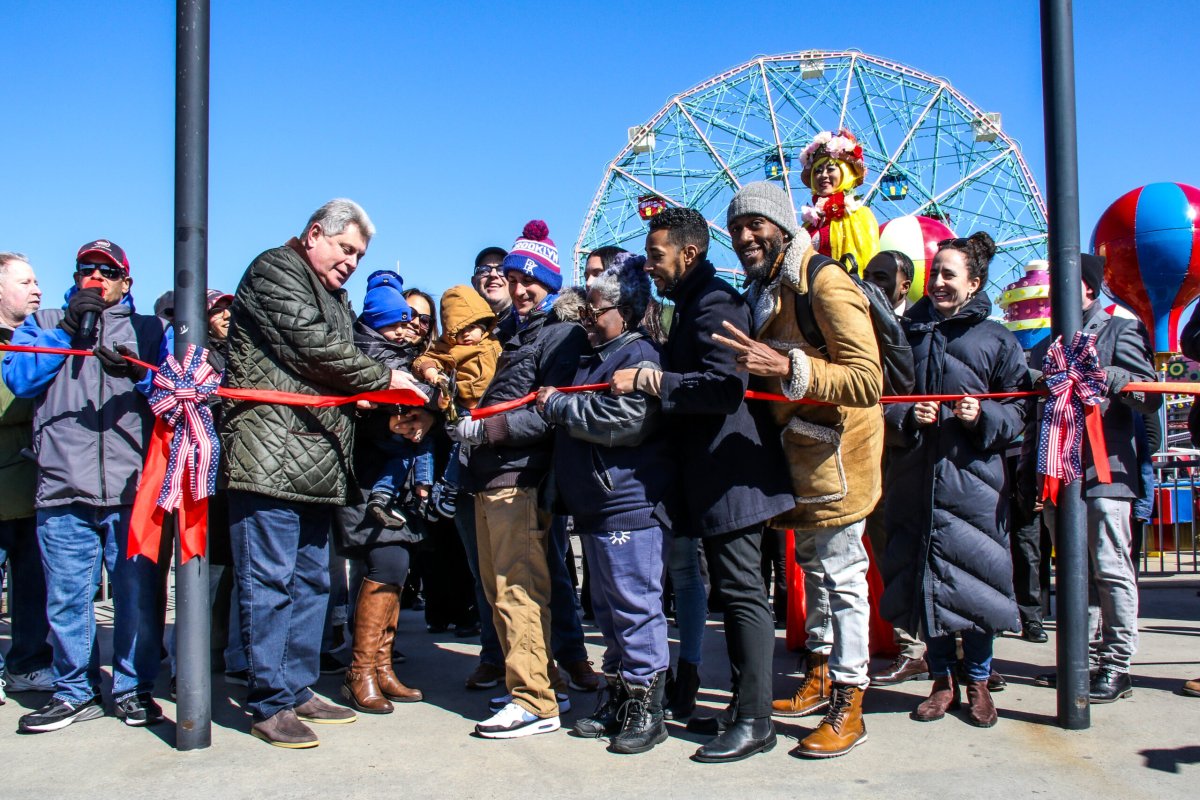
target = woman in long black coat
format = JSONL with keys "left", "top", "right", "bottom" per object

{"left": 880, "top": 232, "right": 1030, "bottom": 728}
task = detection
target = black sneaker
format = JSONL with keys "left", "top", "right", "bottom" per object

{"left": 19, "top": 696, "right": 106, "bottom": 733}
{"left": 366, "top": 492, "right": 407, "bottom": 529}
{"left": 430, "top": 481, "right": 458, "bottom": 519}
{"left": 1022, "top": 620, "right": 1049, "bottom": 643}
{"left": 114, "top": 693, "right": 165, "bottom": 727}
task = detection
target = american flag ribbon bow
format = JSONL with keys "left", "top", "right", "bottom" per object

{"left": 1038, "top": 332, "right": 1112, "bottom": 503}
{"left": 129, "top": 344, "right": 221, "bottom": 564}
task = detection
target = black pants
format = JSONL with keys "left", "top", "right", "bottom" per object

{"left": 422, "top": 518, "right": 477, "bottom": 628}
{"left": 760, "top": 527, "right": 788, "bottom": 627}
{"left": 365, "top": 543, "right": 411, "bottom": 587}
{"left": 1009, "top": 509, "right": 1045, "bottom": 626}
{"left": 703, "top": 526, "right": 774, "bottom": 719}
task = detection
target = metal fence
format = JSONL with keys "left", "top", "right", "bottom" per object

{"left": 1140, "top": 456, "right": 1200, "bottom": 574}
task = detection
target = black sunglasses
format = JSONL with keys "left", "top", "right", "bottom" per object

{"left": 580, "top": 304, "right": 621, "bottom": 323}
{"left": 408, "top": 313, "right": 432, "bottom": 328}
{"left": 76, "top": 263, "right": 126, "bottom": 281}
{"left": 937, "top": 238, "right": 971, "bottom": 250}
{"left": 473, "top": 264, "right": 503, "bottom": 277}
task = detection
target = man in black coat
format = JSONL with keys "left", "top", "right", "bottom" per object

{"left": 1023, "top": 253, "right": 1160, "bottom": 703}
{"left": 612, "top": 207, "right": 793, "bottom": 763}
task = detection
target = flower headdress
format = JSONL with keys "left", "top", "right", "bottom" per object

{"left": 799, "top": 129, "right": 866, "bottom": 190}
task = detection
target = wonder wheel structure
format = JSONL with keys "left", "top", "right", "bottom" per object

{"left": 574, "top": 50, "right": 1047, "bottom": 297}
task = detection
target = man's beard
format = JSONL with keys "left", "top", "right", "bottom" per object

{"left": 742, "top": 240, "right": 784, "bottom": 283}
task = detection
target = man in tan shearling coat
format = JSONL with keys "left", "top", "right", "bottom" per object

{"left": 715, "top": 181, "right": 882, "bottom": 760}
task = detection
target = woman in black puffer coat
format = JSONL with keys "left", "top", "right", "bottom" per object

{"left": 880, "top": 232, "right": 1030, "bottom": 729}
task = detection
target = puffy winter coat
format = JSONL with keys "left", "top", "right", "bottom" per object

{"left": 412, "top": 285, "right": 500, "bottom": 409}
{"left": 542, "top": 330, "right": 672, "bottom": 535}
{"left": 3, "top": 296, "right": 165, "bottom": 510}
{"left": 656, "top": 260, "right": 794, "bottom": 536}
{"left": 0, "top": 326, "right": 38, "bottom": 519}
{"left": 466, "top": 293, "right": 588, "bottom": 491}
{"left": 220, "top": 242, "right": 391, "bottom": 504}
{"left": 880, "top": 293, "right": 1029, "bottom": 637}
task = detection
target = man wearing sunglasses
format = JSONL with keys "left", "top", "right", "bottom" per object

{"left": 472, "top": 245, "right": 512, "bottom": 325}
{"left": 3, "top": 239, "right": 170, "bottom": 734}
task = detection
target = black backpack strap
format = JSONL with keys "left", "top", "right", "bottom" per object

{"left": 793, "top": 253, "right": 840, "bottom": 354}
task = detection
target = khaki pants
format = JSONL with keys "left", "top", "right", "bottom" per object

{"left": 475, "top": 486, "right": 559, "bottom": 717}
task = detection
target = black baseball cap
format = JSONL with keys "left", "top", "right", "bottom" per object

{"left": 474, "top": 246, "right": 508, "bottom": 269}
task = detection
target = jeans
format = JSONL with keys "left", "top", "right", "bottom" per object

{"left": 228, "top": 490, "right": 332, "bottom": 720}
{"left": 794, "top": 520, "right": 871, "bottom": 687}
{"left": 371, "top": 436, "right": 434, "bottom": 497}
{"left": 703, "top": 527, "right": 775, "bottom": 719}
{"left": 37, "top": 503, "right": 162, "bottom": 704}
{"left": 582, "top": 527, "right": 669, "bottom": 684}
{"left": 442, "top": 442, "right": 462, "bottom": 487}
{"left": 455, "top": 494, "right": 587, "bottom": 668}
{"left": 666, "top": 533, "right": 707, "bottom": 666}
{"left": 926, "top": 630, "right": 992, "bottom": 681}
{"left": 1046, "top": 497, "right": 1139, "bottom": 671}
{"left": 0, "top": 516, "right": 52, "bottom": 676}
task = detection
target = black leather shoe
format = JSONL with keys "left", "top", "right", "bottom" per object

{"left": 869, "top": 656, "right": 930, "bottom": 687}
{"left": 1089, "top": 667, "right": 1133, "bottom": 703}
{"left": 692, "top": 717, "right": 776, "bottom": 763}
{"left": 1022, "top": 620, "right": 1049, "bottom": 643}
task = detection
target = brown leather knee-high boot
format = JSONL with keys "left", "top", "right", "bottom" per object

{"left": 373, "top": 581, "right": 423, "bottom": 703}
{"left": 342, "top": 579, "right": 394, "bottom": 714}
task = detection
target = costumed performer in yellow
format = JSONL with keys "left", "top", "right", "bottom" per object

{"left": 799, "top": 129, "right": 879, "bottom": 273}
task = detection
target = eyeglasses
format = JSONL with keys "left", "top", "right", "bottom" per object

{"left": 473, "top": 264, "right": 503, "bottom": 277}
{"left": 76, "top": 263, "right": 126, "bottom": 281}
{"left": 580, "top": 305, "right": 620, "bottom": 324}
{"left": 407, "top": 313, "right": 432, "bottom": 328}
{"left": 937, "top": 238, "right": 971, "bottom": 250}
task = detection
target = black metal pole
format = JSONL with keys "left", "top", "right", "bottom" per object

{"left": 1040, "top": 0, "right": 1090, "bottom": 730}
{"left": 174, "top": 0, "right": 211, "bottom": 750}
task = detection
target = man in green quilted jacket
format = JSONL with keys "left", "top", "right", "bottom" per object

{"left": 221, "top": 199, "right": 421, "bottom": 748}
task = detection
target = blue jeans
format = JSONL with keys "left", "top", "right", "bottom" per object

{"left": 37, "top": 503, "right": 162, "bottom": 704}
{"left": 926, "top": 631, "right": 993, "bottom": 682}
{"left": 371, "top": 436, "right": 434, "bottom": 496}
{"left": 0, "top": 516, "right": 52, "bottom": 676}
{"left": 666, "top": 533, "right": 707, "bottom": 665}
{"left": 228, "top": 490, "right": 331, "bottom": 720}
{"left": 455, "top": 496, "right": 587, "bottom": 666}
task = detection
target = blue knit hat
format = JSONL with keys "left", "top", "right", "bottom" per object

{"left": 502, "top": 220, "right": 562, "bottom": 292}
{"left": 361, "top": 270, "right": 413, "bottom": 330}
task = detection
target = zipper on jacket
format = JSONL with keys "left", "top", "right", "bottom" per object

{"left": 97, "top": 316, "right": 107, "bottom": 502}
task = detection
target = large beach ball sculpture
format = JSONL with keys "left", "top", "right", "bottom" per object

{"left": 877, "top": 215, "right": 956, "bottom": 303}
{"left": 1092, "top": 182, "right": 1200, "bottom": 362}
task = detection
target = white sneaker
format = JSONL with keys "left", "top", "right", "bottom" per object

{"left": 1, "top": 675, "right": 7, "bottom": 705}
{"left": 5, "top": 667, "right": 54, "bottom": 693}
{"left": 488, "top": 691, "right": 570, "bottom": 714}
{"left": 475, "top": 702, "right": 560, "bottom": 739}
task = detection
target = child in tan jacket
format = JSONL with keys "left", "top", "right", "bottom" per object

{"left": 413, "top": 285, "right": 501, "bottom": 516}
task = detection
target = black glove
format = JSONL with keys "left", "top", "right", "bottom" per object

{"left": 95, "top": 344, "right": 148, "bottom": 382}
{"left": 59, "top": 288, "right": 108, "bottom": 337}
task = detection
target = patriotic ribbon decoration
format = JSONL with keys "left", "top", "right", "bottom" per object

{"left": 1038, "top": 332, "right": 1112, "bottom": 503}
{"left": 129, "top": 345, "right": 222, "bottom": 564}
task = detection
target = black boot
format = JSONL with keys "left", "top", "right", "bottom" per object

{"left": 1089, "top": 666, "right": 1133, "bottom": 703}
{"left": 686, "top": 693, "right": 737, "bottom": 735}
{"left": 692, "top": 716, "right": 776, "bottom": 763}
{"left": 573, "top": 674, "right": 626, "bottom": 738}
{"left": 609, "top": 673, "right": 668, "bottom": 755}
{"left": 665, "top": 660, "right": 700, "bottom": 721}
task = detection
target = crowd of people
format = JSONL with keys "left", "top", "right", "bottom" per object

{"left": 1, "top": 172, "right": 1198, "bottom": 759}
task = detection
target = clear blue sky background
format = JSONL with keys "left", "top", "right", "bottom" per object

{"left": 4, "top": 0, "right": 1198, "bottom": 313}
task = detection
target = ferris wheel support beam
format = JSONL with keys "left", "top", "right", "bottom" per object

{"left": 612, "top": 165, "right": 731, "bottom": 239}
{"left": 836, "top": 52, "right": 858, "bottom": 131}
{"left": 862, "top": 85, "right": 944, "bottom": 204}
{"left": 674, "top": 100, "right": 742, "bottom": 192}
{"left": 912, "top": 146, "right": 1016, "bottom": 216}
{"left": 1041, "top": 0, "right": 1090, "bottom": 732}
{"left": 757, "top": 59, "right": 794, "bottom": 210}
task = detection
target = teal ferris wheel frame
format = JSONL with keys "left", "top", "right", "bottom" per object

{"left": 574, "top": 50, "right": 1048, "bottom": 296}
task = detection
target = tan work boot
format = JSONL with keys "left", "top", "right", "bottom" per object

{"left": 793, "top": 683, "right": 867, "bottom": 758}
{"left": 372, "top": 581, "right": 423, "bottom": 703}
{"left": 342, "top": 579, "right": 395, "bottom": 714}
{"left": 912, "top": 674, "right": 960, "bottom": 722}
{"left": 772, "top": 653, "right": 830, "bottom": 717}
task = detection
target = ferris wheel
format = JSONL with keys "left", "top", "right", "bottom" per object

{"left": 574, "top": 50, "right": 1048, "bottom": 297}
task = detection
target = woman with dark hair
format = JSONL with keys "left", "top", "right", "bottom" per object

{"left": 881, "top": 231, "right": 1030, "bottom": 728}
{"left": 536, "top": 253, "right": 674, "bottom": 754}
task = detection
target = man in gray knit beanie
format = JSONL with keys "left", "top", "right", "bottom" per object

{"left": 725, "top": 181, "right": 802, "bottom": 282}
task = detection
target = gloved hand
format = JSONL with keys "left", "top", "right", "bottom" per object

{"left": 95, "top": 344, "right": 148, "bottom": 382}
{"left": 447, "top": 416, "right": 487, "bottom": 445}
{"left": 1105, "top": 366, "right": 1131, "bottom": 396}
{"left": 59, "top": 288, "right": 107, "bottom": 337}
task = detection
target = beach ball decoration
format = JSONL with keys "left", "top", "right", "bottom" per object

{"left": 1091, "top": 182, "right": 1200, "bottom": 362}
{"left": 877, "top": 215, "right": 956, "bottom": 303}
{"left": 999, "top": 259, "right": 1052, "bottom": 350}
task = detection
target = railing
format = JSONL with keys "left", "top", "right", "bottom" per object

{"left": 1139, "top": 455, "right": 1200, "bottom": 574}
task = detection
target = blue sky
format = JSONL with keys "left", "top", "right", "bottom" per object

{"left": 4, "top": 0, "right": 1198, "bottom": 312}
